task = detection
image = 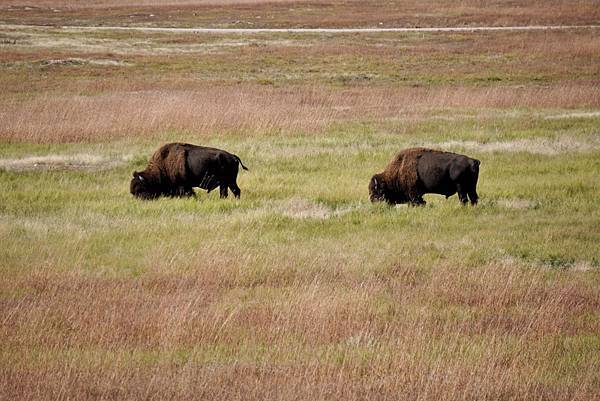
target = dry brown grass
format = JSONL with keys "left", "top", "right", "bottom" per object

{"left": 2, "top": 26, "right": 599, "bottom": 143}
{"left": 2, "top": 84, "right": 599, "bottom": 143}
{"left": 1, "top": 261, "right": 598, "bottom": 400}
{"left": 2, "top": 0, "right": 600, "bottom": 27}
{"left": 1, "top": 0, "right": 306, "bottom": 6}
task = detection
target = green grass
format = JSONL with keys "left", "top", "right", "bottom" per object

{"left": 2, "top": 124, "right": 598, "bottom": 278}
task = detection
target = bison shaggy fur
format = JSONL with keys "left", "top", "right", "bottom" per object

{"left": 369, "top": 147, "right": 480, "bottom": 206}
{"left": 131, "top": 143, "right": 248, "bottom": 200}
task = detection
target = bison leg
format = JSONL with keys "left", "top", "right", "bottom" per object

{"left": 229, "top": 182, "right": 241, "bottom": 199}
{"left": 406, "top": 187, "right": 425, "bottom": 206}
{"left": 173, "top": 186, "right": 195, "bottom": 197}
{"left": 409, "top": 196, "right": 426, "bottom": 206}
{"left": 468, "top": 189, "right": 478, "bottom": 205}
{"left": 454, "top": 182, "right": 469, "bottom": 205}
{"left": 219, "top": 185, "right": 229, "bottom": 199}
{"left": 184, "top": 187, "right": 196, "bottom": 197}
{"left": 457, "top": 190, "right": 469, "bottom": 205}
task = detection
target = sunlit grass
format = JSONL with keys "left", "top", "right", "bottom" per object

{"left": 1, "top": 16, "right": 599, "bottom": 401}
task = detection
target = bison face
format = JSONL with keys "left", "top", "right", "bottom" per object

{"left": 369, "top": 174, "right": 387, "bottom": 203}
{"left": 130, "top": 171, "right": 160, "bottom": 200}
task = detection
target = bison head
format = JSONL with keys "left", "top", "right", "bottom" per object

{"left": 130, "top": 171, "right": 160, "bottom": 200}
{"left": 369, "top": 174, "right": 410, "bottom": 204}
{"left": 368, "top": 174, "right": 387, "bottom": 203}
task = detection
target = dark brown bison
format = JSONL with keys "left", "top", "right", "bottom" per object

{"left": 130, "top": 143, "right": 248, "bottom": 200}
{"left": 369, "top": 147, "right": 480, "bottom": 206}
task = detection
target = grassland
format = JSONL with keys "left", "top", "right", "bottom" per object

{"left": 1, "top": 7, "right": 600, "bottom": 401}
{"left": 2, "top": 0, "right": 600, "bottom": 28}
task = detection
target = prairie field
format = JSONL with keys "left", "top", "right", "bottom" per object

{"left": 1, "top": 3, "right": 599, "bottom": 401}
{"left": 2, "top": 0, "right": 600, "bottom": 28}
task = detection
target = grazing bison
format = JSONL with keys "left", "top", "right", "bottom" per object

{"left": 130, "top": 143, "right": 248, "bottom": 200}
{"left": 369, "top": 147, "right": 480, "bottom": 206}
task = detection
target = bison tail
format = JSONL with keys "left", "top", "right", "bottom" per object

{"left": 235, "top": 155, "right": 249, "bottom": 171}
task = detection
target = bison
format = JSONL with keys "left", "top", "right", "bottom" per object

{"left": 130, "top": 142, "right": 248, "bottom": 200}
{"left": 369, "top": 147, "right": 480, "bottom": 206}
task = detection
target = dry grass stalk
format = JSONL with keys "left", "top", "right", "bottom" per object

{"left": 1, "top": 262, "right": 598, "bottom": 400}
{"left": 2, "top": 84, "right": 599, "bottom": 143}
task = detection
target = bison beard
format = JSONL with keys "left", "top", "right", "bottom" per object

{"left": 130, "top": 143, "right": 248, "bottom": 200}
{"left": 369, "top": 147, "right": 480, "bottom": 206}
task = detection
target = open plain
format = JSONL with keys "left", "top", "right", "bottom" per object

{"left": 1, "top": 1, "right": 599, "bottom": 400}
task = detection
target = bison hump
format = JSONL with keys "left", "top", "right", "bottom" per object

{"left": 144, "top": 143, "right": 189, "bottom": 185}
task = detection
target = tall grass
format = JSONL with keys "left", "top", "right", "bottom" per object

{"left": 2, "top": 84, "right": 600, "bottom": 143}
{"left": 2, "top": 262, "right": 598, "bottom": 400}
{"left": 2, "top": 26, "right": 599, "bottom": 143}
